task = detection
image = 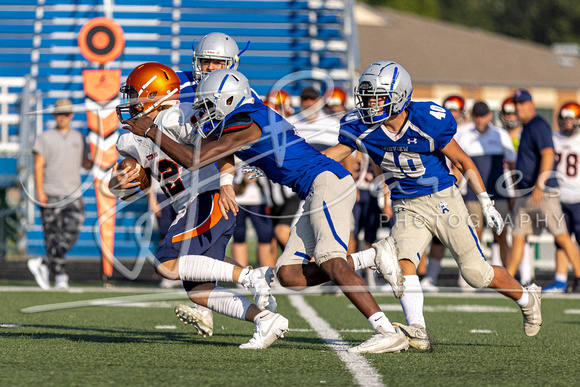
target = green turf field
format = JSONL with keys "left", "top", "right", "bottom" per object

{"left": 1, "top": 288, "right": 579, "bottom": 386}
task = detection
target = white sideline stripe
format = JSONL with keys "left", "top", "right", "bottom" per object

{"left": 288, "top": 295, "right": 384, "bottom": 387}
{"left": 290, "top": 328, "right": 373, "bottom": 333}
{"left": 564, "top": 309, "right": 580, "bottom": 314}
{"left": 347, "top": 304, "right": 518, "bottom": 313}
{"left": 470, "top": 329, "right": 496, "bottom": 334}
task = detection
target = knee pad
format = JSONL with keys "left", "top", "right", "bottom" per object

{"left": 459, "top": 260, "right": 494, "bottom": 289}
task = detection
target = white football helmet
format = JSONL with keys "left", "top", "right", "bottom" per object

{"left": 355, "top": 61, "right": 413, "bottom": 124}
{"left": 191, "top": 69, "right": 253, "bottom": 138}
{"left": 192, "top": 32, "right": 240, "bottom": 81}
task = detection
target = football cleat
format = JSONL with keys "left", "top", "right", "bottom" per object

{"left": 348, "top": 327, "right": 409, "bottom": 354}
{"left": 175, "top": 304, "right": 214, "bottom": 337}
{"left": 27, "top": 257, "right": 50, "bottom": 290}
{"left": 241, "top": 266, "right": 277, "bottom": 312}
{"left": 372, "top": 237, "right": 405, "bottom": 298}
{"left": 542, "top": 281, "right": 566, "bottom": 294}
{"left": 239, "top": 310, "right": 288, "bottom": 349}
{"left": 521, "top": 284, "right": 542, "bottom": 337}
{"left": 420, "top": 277, "right": 439, "bottom": 293}
{"left": 568, "top": 277, "right": 580, "bottom": 293}
{"left": 54, "top": 274, "right": 69, "bottom": 290}
{"left": 392, "top": 322, "right": 432, "bottom": 351}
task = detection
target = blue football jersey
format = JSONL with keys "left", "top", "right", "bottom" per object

{"left": 221, "top": 102, "right": 350, "bottom": 200}
{"left": 176, "top": 70, "right": 197, "bottom": 103}
{"left": 339, "top": 101, "right": 457, "bottom": 200}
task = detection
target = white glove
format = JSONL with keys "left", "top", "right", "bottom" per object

{"left": 478, "top": 192, "right": 504, "bottom": 235}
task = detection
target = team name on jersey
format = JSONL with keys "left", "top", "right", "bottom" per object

{"left": 382, "top": 146, "right": 409, "bottom": 152}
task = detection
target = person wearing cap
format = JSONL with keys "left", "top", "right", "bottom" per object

{"left": 506, "top": 89, "right": 580, "bottom": 288}
{"left": 288, "top": 86, "right": 341, "bottom": 151}
{"left": 28, "top": 98, "right": 93, "bottom": 290}
{"left": 455, "top": 101, "right": 517, "bottom": 268}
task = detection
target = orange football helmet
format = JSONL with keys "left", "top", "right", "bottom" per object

{"left": 558, "top": 101, "right": 580, "bottom": 136}
{"left": 117, "top": 62, "right": 180, "bottom": 121}
{"left": 326, "top": 87, "right": 347, "bottom": 107}
{"left": 442, "top": 95, "right": 466, "bottom": 123}
{"left": 324, "top": 86, "right": 348, "bottom": 116}
{"left": 265, "top": 89, "right": 294, "bottom": 117}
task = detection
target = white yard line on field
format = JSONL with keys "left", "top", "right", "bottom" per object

{"left": 288, "top": 295, "right": 384, "bottom": 387}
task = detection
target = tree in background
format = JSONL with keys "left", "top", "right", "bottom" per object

{"left": 361, "top": 0, "right": 580, "bottom": 46}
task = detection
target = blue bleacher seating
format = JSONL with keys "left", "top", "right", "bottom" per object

{"left": 0, "top": 0, "right": 353, "bottom": 261}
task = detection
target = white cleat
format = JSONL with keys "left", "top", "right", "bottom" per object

{"left": 54, "top": 274, "right": 69, "bottom": 290}
{"left": 521, "top": 284, "right": 542, "bottom": 337}
{"left": 420, "top": 277, "right": 439, "bottom": 293}
{"left": 241, "top": 266, "right": 277, "bottom": 312}
{"left": 27, "top": 257, "right": 51, "bottom": 290}
{"left": 239, "top": 310, "right": 288, "bottom": 349}
{"left": 348, "top": 327, "right": 409, "bottom": 354}
{"left": 175, "top": 304, "right": 214, "bottom": 337}
{"left": 392, "top": 322, "right": 432, "bottom": 351}
{"left": 372, "top": 237, "right": 405, "bottom": 298}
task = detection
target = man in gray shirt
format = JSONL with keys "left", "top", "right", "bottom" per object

{"left": 28, "top": 98, "right": 92, "bottom": 289}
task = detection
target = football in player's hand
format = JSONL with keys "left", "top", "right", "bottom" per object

{"left": 118, "top": 157, "right": 151, "bottom": 191}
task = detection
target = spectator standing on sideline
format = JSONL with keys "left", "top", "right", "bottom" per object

{"left": 288, "top": 86, "right": 341, "bottom": 151}
{"left": 28, "top": 98, "right": 93, "bottom": 290}
{"left": 506, "top": 89, "right": 580, "bottom": 287}
{"left": 499, "top": 96, "right": 534, "bottom": 285}
{"left": 455, "top": 101, "right": 516, "bottom": 266}
{"left": 545, "top": 102, "right": 580, "bottom": 292}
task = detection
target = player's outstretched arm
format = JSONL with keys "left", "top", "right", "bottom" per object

{"left": 442, "top": 139, "right": 504, "bottom": 234}
{"left": 322, "top": 143, "right": 355, "bottom": 163}
{"left": 121, "top": 116, "right": 261, "bottom": 172}
{"left": 441, "top": 139, "right": 486, "bottom": 195}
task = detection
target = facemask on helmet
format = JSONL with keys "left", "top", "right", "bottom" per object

{"left": 558, "top": 102, "right": 580, "bottom": 136}
{"left": 191, "top": 69, "right": 252, "bottom": 138}
{"left": 499, "top": 97, "right": 521, "bottom": 130}
{"left": 192, "top": 32, "right": 240, "bottom": 82}
{"left": 355, "top": 61, "right": 413, "bottom": 125}
{"left": 116, "top": 62, "right": 180, "bottom": 122}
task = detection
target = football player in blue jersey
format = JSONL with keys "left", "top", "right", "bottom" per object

{"left": 324, "top": 60, "right": 543, "bottom": 350}
{"left": 177, "top": 32, "right": 248, "bottom": 103}
{"left": 122, "top": 68, "right": 411, "bottom": 354}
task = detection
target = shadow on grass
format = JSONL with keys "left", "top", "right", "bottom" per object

{"left": 0, "top": 323, "right": 260, "bottom": 347}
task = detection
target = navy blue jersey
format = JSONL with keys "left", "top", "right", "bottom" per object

{"left": 339, "top": 101, "right": 457, "bottom": 200}
{"left": 515, "top": 115, "right": 559, "bottom": 191}
{"left": 220, "top": 102, "right": 350, "bottom": 200}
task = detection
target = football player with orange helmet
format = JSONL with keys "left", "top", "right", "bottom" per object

{"left": 111, "top": 62, "right": 288, "bottom": 348}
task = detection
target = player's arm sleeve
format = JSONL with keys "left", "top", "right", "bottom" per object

{"left": 221, "top": 113, "right": 254, "bottom": 135}
{"left": 434, "top": 113, "right": 457, "bottom": 149}
{"left": 337, "top": 120, "right": 358, "bottom": 150}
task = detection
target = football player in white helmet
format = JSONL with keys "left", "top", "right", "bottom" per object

{"left": 111, "top": 62, "right": 288, "bottom": 349}
{"left": 178, "top": 32, "right": 249, "bottom": 103}
{"left": 324, "top": 60, "right": 544, "bottom": 349}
